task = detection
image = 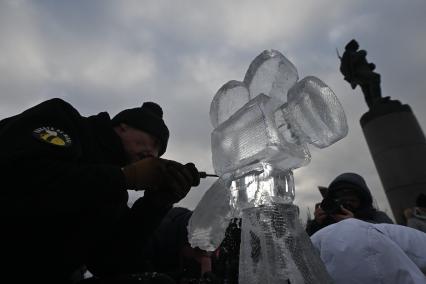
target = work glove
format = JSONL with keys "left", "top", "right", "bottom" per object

{"left": 122, "top": 157, "right": 200, "bottom": 204}
{"left": 146, "top": 161, "right": 200, "bottom": 205}
{"left": 122, "top": 157, "right": 171, "bottom": 191}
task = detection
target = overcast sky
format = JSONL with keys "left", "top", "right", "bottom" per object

{"left": 1, "top": 0, "right": 425, "bottom": 222}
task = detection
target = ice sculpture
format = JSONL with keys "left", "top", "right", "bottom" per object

{"left": 188, "top": 49, "right": 348, "bottom": 283}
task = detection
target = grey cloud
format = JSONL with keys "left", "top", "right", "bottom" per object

{"left": 1, "top": 1, "right": 425, "bottom": 222}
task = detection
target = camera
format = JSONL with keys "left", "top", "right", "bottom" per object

{"left": 320, "top": 197, "right": 344, "bottom": 215}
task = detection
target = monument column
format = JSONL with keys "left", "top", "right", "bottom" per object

{"left": 340, "top": 40, "right": 426, "bottom": 224}
{"left": 360, "top": 99, "right": 426, "bottom": 224}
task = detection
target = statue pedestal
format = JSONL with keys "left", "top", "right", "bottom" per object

{"left": 361, "top": 98, "right": 426, "bottom": 224}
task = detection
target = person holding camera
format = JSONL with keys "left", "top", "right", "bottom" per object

{"left": 306, "top": 172, "right": 393, "bottom": 236}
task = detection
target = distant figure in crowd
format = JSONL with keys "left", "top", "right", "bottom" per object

{"left": 311, "top": 218, "right": 426, "bottom": 283}
{"left": 0, "top": 98, "right": 201, "bottom": 284}
{"left": 404, "top": 193, "right": 426, "bottom": 233}
{"left": 306, "top": 172, "right": 393, "bottom": 236}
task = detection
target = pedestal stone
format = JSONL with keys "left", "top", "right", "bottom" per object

{"left": 361, "top": 98, "right": 426, "bottom": 224}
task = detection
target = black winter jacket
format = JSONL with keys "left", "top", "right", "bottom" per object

{"left": 0, "top": 98, "right": 172, "bottom": 283}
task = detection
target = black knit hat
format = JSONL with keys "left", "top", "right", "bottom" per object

{"left": 112, "top": 102, "right": 169, "bottom": 156}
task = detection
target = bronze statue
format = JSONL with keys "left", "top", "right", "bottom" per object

{"left": 339, "top": 39, "right": 382, "bottom": 109}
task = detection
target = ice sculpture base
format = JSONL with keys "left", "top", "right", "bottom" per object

{"left": 239, "top": 203, "right": 332, "bottom": 284}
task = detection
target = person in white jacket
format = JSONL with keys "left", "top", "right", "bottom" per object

{"left": 311, "top": 218, "right": 426, "bottom": 284}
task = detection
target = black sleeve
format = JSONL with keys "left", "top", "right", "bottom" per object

{"left": 126, "top": 196, "right": 173, "bottom": 241}
{"left": 0, "top": 97, "right": 128, "bottom": 217}
{"left": 86, "top": 195, "right": 173, "bottom": 276}
{"left": 0, "top": 158, "right": 131, "bottom": 247}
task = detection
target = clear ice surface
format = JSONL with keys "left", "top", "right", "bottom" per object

{"left": 187, "top": 176, "right": 233, "bottom": 251}
{"left": 239, "top": 204, "right": 333, "bottom": 284}
{"left": 211, "top": 76, "right": 348, "bottom": 176}
{"left": 287, "top": 76, "right": 348, "bottom": 148}
{"left": 243, "top": 49, "right": 298, "bottom": 102}
{"left": 187, "top": 165, "right": 295, "bottom": 252}
{"left": 211, "top": 94, "right": 309, "bottom": 176}
{"left": 229, "top": 165, "right": 295, "bottom": 216}
{"left": 189, "top": 49, "right": 347, "bottom": 283}
{"left": 210, "top": 80, "right": 250, "bottom": 128}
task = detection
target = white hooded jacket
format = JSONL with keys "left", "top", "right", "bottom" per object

{"left": 311, "top": 218, "right": 426, "bottom": 284}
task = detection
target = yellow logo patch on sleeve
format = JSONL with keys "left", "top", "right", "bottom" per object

{"left": 33, "top": 126, "right": 72, "bottom": 147}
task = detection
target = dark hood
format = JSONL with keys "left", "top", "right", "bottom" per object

{"left": 327, "top": 172, "right": 373, "bottom": 208}
{"left": 86, "top": 112, "right": 128, "bottom": 167}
